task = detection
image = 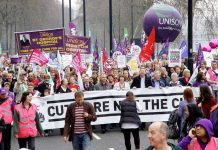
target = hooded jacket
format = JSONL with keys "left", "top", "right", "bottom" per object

{"left": 178, "top": 119, "right": 218, "bottom": 150}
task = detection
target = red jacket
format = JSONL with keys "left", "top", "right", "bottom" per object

{"left": 197, "top": 97, "right": 217, "bottom": 119}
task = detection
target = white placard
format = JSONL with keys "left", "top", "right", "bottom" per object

{"left": 168, "top": 49, "right": 181, "bottom": 67}
{"left": 112, "top": 51, "right": 122, "bottom": 61}
{"left": 62, "top": 54, "right": 72, "bottom": 67}
{"left": 85, "top": 54, "right": 93, "bottom": 63}
{"left": 203, "top": 51, "right": 212, "bottom": 67}
{"left": 117, "top": 55, "right": 126, "bottom": 68}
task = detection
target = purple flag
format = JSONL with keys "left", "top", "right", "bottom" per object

{"left": 122, "top": 37, "right": 129, "bottom": 55}
{"left": 116, "top": 42, "right": 124, "bottom": 54}
{"left": 159, "top": 38, "right": 169, "bottom": 57}
{"left": 196, "top": 43, "right": 204, "bottom": 68}
{"left": 93, "top": 37, "right": 99, "bottom": 63}
{"left": 179, "top": 40, "right": 188, "bottom": 58}
{"left": 69, "top": 22, "right": 77, "bottom": 35}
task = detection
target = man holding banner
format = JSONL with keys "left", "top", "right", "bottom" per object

{"left": 94, "top": 74, "right": 113, "bottom": 133}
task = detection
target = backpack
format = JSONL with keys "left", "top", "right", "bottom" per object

{"left": 211, "top": 106, "right": 218, "bottom": 137}
{"left": 167, "top": 109, "right": 180, "bottom": 139}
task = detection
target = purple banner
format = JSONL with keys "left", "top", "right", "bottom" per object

{"left": 65, "top": 35, "right": 90, "bottom": 54}
{"left": 15, "top": 28, "right": 65, "bottom": 55}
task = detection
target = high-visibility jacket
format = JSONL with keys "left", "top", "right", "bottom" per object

{"left": 15, "top": 103, "right": 38, "bottom": 138}
{"left": 188, "top": 137, "right": 218, "bottom": 150}
{"left": 0, "top": 98, "right": 13, "bottom": 124}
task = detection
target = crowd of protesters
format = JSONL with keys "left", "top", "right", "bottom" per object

{"left": 0, "top": 54, "right": 218, "bottom": 150}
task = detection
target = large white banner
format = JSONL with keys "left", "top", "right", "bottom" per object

{"left": 32, "top": 87, "right": 199, "bottom": 130}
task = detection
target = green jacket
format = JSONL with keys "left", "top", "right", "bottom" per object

{"left": 145, "top": 142, "right": 182, "bottom": 150}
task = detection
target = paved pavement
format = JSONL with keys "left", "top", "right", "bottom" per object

{"left": 11, "top": 126, "right": 177, "bottom": 150}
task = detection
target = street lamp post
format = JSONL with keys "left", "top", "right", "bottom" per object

{"left": 109, "top": 0, "right": 113, "bottom": 57}
{"left": 188, "top": 0, "right": 193, "bottom": 74}
{"left": 69, "top": 0, "right": 72, "bottom": 22}
{"left": 62, "top": 0, "right": 65, "bottom": 27}
{"left": 83, "top": 0, "right": 86, "bottom": 36}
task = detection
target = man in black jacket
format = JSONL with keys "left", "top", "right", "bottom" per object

{"left": 35, "top": 74, "right": 51, "bottom": 97}
{"left": 83, "top": 76, "right": 94, "bottom": 91}
{"left": 130, "top": 67, "right": 152, "bottom": 88}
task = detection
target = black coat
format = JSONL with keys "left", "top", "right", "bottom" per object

{"left": 55, "top": 86, "right": 72, "bottom": 94}
{"left": 130, "top": 75, "right": 152, "bottom": 88}
{"left": 83, "top": 83, "right": 95, "bottom": 91}
{"left": 35, "top": 82, "right": 50, "bottom": 97}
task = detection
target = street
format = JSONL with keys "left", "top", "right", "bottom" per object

{"left": 11, "top": 127, "right": 177, "bottom": 150}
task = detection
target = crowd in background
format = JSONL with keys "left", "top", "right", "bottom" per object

{"left": 0, "top": 55, "right": 218, "bottom": 150}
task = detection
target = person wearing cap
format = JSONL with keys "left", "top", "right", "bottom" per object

{"left": 178, "top": 119, "right": 218, "bottom": 150}
{"left": 3, "top": 82, "right": 14, "bottom": 101}
{"left": 0, "top": 88, "right": 14, "bottom": 150}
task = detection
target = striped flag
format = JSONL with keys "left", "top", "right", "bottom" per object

{"left": 28, "top": 49, "right": 48, "bottom": 66}
{"left": 71, "top": 51, "right": 84, "bottom": 74}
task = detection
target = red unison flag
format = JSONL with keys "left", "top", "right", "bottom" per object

{"left": 139, "top": 27, "right": 155, "bottom": 63}
{"left": 71, "top": 51, "right": 84, "bottom": 73}
{"left": 28, "top": 49, "right": 48, "bottom": 66}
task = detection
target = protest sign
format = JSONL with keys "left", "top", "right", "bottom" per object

{"left": 85, "top": 54, "right": 93, "bottom": 64}
{"left": 32, "top": 87, "right": 199, "bottom": 130}
{"left": 15, "top": 28, "right": 65, "bottom": 54}
{"left": 62, "top": 54, "right": 73, "bottom": 68}
{"left": 65, "top": 35, "right": 90, "bottom": 54}
{"left": 127, "top": 57, "right": 139, "bottom": 75}
{"left": 130, "top": 45, "right": 141, "bottom": 56}
{"left": 112, "top": 51, "right": 122, "bottom": 61}
{"left": 117, "top": 55, "right": 126, "bottom": 68}
{"left": 203, "top": 51, "right": 212, "bottom": 67}
{"left": 168, "top": 49, "right": 181, "bottom": 67}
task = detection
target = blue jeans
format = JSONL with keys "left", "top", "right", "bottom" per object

{"left": 72, "top": 132, "right": 91, "bottom": 150}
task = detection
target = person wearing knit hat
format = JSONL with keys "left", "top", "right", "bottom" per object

{"left": 178, "top": 119, "right": 218, "bottom": 150}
